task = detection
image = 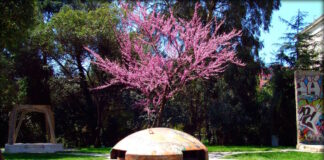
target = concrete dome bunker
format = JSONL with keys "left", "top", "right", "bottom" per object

{"left": 110, "top": 128, "right": 208, "bottom": 160}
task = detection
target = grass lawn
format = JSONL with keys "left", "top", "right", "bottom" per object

{"left": 206, "top": 145, "right": 294, "bottom": 152}
{"left": 2, "top": 153, "right": 106, "bottom": 160}
{"left": 2, "top": 147, "right": 322, "bottom": 160}
{"left": 67, "top": 146, "right": 293, "bottom": 154}
{"left": 70, "top": 147, "right": 112, "bottom": 154}
{"left": 224, "top": 151, "right": 324, "bottom": 160}
{"left": 66, "top": 145, "right": 294, "bottom": 153}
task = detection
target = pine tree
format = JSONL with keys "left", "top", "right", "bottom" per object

{"left": 276, "top": 10, "right": 321, "bottom": 70}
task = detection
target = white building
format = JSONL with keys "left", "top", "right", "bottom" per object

{"left": 301, "top": 15, "right": 324, "bottom": 70}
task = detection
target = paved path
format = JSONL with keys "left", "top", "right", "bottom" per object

{"left": 208, "top": 149, "right": 301, "bottom": 160}
{"left": 208, "top": 152, "right": 233, "bottom": 160}
{"left": 60, "top": 152, "right": 110, "bottom": 159}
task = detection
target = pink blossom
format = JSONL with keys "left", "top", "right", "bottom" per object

{"left": 85, "top": 2, "right": 244, "bottom": 119}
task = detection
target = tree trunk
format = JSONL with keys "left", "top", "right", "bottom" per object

{"left": 154, "top": 106, "right": 164, "bottom": 127}
{"left": 93, "top": 45, "right": 111, "bottom": 147}
{"left": 42, "top": 52, "right": 51, "bottom": 104}
{"left": 94, "top": 100, "right": 103, "bottom": 147}
{"left": 207, "top": 1, "right": 216, "bottom": 22}
{"left": 0, "top": 149, "right": 4, "bottom": 160}
{"left": 153, "top": 98, "right": 166, "bottom": 127}
{"left": 206, "top": 121, "right": 212, "bottom": 144}
{"left": 75, "top": 49, "right": 96, "bottom": 144}
{"left": 75, "top": 50, "right": 93, "bottom": 108}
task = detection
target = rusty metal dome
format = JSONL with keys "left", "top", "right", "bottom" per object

{"left": 110, "top": 127, "right": 208, "bottom": 160}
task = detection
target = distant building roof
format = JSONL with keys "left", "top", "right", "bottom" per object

{"left": 301, "top": 14, "right": 324, "bottom": 35}
{"left": 300, "top": 14, "right": 323, "bottom": 70}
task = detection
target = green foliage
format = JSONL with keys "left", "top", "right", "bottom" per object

{"left": 165, "top": 79, "right": 210, "bottom": 134}
{"left": 16, "top": 78, "right": 28, "bottom": 103}
{"left": 0, "top": 0, "right": 38, "bottom": 50}
{"left": 269, "top": 65, "right": 296, "bottom": 146}
{"left": 0, "top": 0, "right": 50, "bottom": 146}
{"left": 50, "top": 6, "right": 89, "bottom": 47}
{"left": 0, "top": 0, "right": 122, "bottom": 147}
{"left": 0, "top": 54, "right": 16, "bottom": 107}
{"left": 0, "top": 0, "right": 283, "bottom": 147}
{"left": 276, "top": 10, "right": 321, "bottom": 70}
{"left": 30, "top": 22, "right": 56, "bottom": 56}
{"left": 49, "top": 3, "right": 118, "bottom": 49}
{"left": 87, "top": 4, "right": 119, "bottom": 40}
{"left": 47, "top": 2, "right": 122, "bottom": 147}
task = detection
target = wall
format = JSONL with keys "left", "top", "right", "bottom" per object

{"left": 295, "top": 71, "right": 324, "bottom": 145}
{"left": 301, "top": 15, "right": 324, "bottom": 70}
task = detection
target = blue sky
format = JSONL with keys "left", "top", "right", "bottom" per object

{"left": 259, "top": 0, "right": 324, "bottom": 65}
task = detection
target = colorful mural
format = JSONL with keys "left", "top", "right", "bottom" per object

{"left": 295, "top": 71, "right": 324, "bottom": 145}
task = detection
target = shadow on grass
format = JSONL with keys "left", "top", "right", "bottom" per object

{"left": 3, "top": 153, "right": 106, "bottom": 160}
{"left": 64, "top": 147, "right": 112, "bottom": 154}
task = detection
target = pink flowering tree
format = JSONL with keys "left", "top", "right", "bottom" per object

{"left": 85, "top": 2, "right": 244, "bottom": 127}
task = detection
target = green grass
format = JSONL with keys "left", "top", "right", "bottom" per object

{"left": 3, "top": 153, "right": 106, "bottom": 160}
{"left": 72, "top": 147, "right": 112, "bottom": 154}
{"left": 224, "top": 151, "right": 323, "bottom": 160}
{"left": 206, "top": 145, "right": 294, "bottom": 152}
{"left": 65, "top": 146, "right": 294, "bottom": 153}
{"left": 69, "top": 146, "right": 293, "bottom": 153}
{"left": 65, "top": 146, "right": 293, "bottom": 153}
{"left": 3, "top": 147, "right": 321, "bottom": 160}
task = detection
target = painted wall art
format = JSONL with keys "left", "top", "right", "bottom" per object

{"left": 295, "top": 71, "right": 324, "bottom": 145}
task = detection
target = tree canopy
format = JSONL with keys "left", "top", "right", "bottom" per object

{"left": 0, "top": 0, "right": 289, "bottom": 147}
{"left": 276, "top": 10, "right": 322, "bottom": 70}
{"left": 87, "top": 2, "right": 244, "bottom": 126}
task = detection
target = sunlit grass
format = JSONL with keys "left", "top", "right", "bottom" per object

{"left": 69, "top": 146, "right": 294, "bottom": 153}
{"left": 74, "top": 147, "right": 111, "bottom": 154}
{"left": 2, "top": 145, "right": 303, "bottom": 160}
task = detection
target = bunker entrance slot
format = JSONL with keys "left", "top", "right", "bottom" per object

{"left": 110, "top": 149, "right": 126, "bottom": 160}
{"left": 182, "top": 149, "right": 207, "bottom": 160}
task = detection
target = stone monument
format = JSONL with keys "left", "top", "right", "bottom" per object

{"left": 110, "top": 128, "right": 208, "bottom": 160}
{"left": 5, "top": 105, "right": 63, "bottom": 153}
{"left": 294, "top": 71, "right": 324, "bottom": 152}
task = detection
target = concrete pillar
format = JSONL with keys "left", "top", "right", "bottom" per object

{"left": 294, "top": 71, "right": 324, "bottom": 152}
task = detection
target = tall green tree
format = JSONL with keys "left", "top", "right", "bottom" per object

{"left": 48, "top": 3, "right": 119, "bottom": 146}
{"left": 0, "top": 0, "right": 39, "bottom": 104}
{"left": 0, "top": 0, "right": 53, "bottom": 146}
{"left": 269, "top": 65, "right": 296, "bottom": 146}
{"left": 0, "top": 0, "right": 122, "bottom": 147}
{"left": 276, "top": 10, "right": 321, "bottom": 70}
{"left": 0, "top": 0, "right": 38, "bottom": 50}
